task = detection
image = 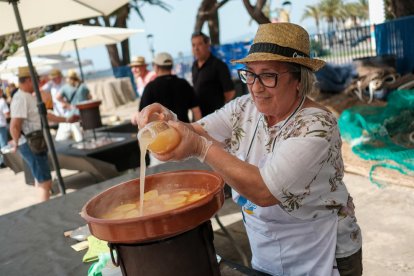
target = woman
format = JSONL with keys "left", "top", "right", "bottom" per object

{"left": 133, "top": 23, "right": 362, "bottom": 276}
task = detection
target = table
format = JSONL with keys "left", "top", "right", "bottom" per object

{"left": 3, "top": 132, "right": 145, "bottom": 182}
{"left": 0, "top": 159, "right": 263, "bottom": 275}
{"left": 86, "top": 77, "right": 136, "bottom": 111}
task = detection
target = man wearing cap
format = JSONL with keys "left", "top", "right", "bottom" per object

{"left": 139, "top": 52, "right": 201, "bottom": 123}
{"left": 55, "top": 69, "right": 91, "bottom": 142}
{"left": 135, "top": 23, "right": 362, "bottom": 275}
{"left": 191, "top": 32, "right": 235, "bottom": 116}
{"left": 129, "top": 56, "right": 156, "bottom": 97}
{"left": 41, "top": 68, "right": 66, "bottom": 117}
{"left": 9, "top": 66, "right": 78, "bottom": 202}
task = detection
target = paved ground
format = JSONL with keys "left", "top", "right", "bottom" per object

{"left": 2, "top": 159, "right": 414, "bottom": 275}
{"left": 1, "top": 99, "right": 413, "bottom": 275}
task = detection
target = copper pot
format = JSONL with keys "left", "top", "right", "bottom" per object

{"left": 81, "top": 170, "right": 225, "bottom": 243}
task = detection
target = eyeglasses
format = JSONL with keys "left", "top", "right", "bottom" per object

{"left": 237, "top": 69, "right": 298, "bottom": 88}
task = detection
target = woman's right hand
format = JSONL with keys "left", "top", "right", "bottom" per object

{"left": 131, "top": 103, "right": 177, "bottom": 129}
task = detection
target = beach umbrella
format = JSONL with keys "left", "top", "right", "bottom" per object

{"left": 0, "top": 0, "right": 129, "bottom": 195}
{"left": 14, "top": 25, "right": 143, "bottom": 80}
{"left": 0, "top": 56, "right": 61, "bottom": 74}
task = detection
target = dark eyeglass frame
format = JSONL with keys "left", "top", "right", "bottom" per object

{"left": 237, "top": 69, "right": 299, "bottom": 88}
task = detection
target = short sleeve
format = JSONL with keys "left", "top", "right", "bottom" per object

{"left": 10, "top": 94, "right": 27, "bottom": 119}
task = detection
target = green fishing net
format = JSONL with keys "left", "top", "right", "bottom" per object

{"left": 338, "top": 89, "right": 414, "bottom": 186}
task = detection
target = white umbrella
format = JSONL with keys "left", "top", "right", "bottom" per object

{"left": 0, "top": 56, "right": 61, "bottom": 74}
{"left": 0, "top": 0, "right": 130, "bottom": 195}
{"left": 0, "top": 0, "right": 129, "bottom": 36}
{"left": 14, "top": 24, "right": 143, "bottom": 80}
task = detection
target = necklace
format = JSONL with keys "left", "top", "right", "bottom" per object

{"left": 246, "top": 96, "right": 306, "bottom": 159}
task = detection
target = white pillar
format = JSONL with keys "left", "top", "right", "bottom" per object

{"left": 368, "top": 0, "right": 385, "bottom": 51}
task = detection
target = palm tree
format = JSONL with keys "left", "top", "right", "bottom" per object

{"left": 319, "top": 0, "right": 344, "bottom": 33}
{"left": 301, "top": 5, "right": 322, "bottom": 34}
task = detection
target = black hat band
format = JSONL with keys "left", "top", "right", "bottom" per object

{"left": 248, "top": 42, "right": 309, "bottom": 58}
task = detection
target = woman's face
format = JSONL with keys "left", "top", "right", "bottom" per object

{"left": 246, "top": 61, "right": 300, "bottom": 121}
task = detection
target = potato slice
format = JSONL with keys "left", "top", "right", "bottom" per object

{"left": 123, "top": 209, "right": 140, "bottom": 219}
{"left": 187, "top": 193, "right": 206, "bottom": 203}
{"left": 157, "top": 194, "right": 170, "bottom": 201}
{"left": 144, "top": 189, "right": 159, "bottom": 201}
{"left": 176, "top": 190, "right": 190, "bottom": 196}
{"left": 164, "top": 196, "right": 187, "bottom": 206}
{"left": 113, "top": 203, "right": 137, "bottom": 213}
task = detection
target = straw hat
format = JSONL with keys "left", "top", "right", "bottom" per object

{"left": 153, "top": 52, "right": 173, "bottom": 66}
{"left": 232, "top": 23, "right": 325, "bottom": 71}
{"left": 129, "top": 56, "right": 147, "bottom": 67}
{"left": 18, "top": 66, "right": 37, "bottom": 78}
{"left": 67, "top": 69, "right": 80, "bottom": 80}
{"left": 49, "top": 68, "right": 62, "bottom": 78}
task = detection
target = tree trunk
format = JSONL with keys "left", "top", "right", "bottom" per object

{"left": 194, "top": 0, "right": 229, "bottom": 45}
{"left": 389, "top": 0, "right": 414, "bottom": 17}
{"left": 242, "top": 0, "right": 271, "bottom": 24}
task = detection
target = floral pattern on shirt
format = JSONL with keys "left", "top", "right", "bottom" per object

{"left": 199, "top": 94, "right": 362, "bottom": 257}
{"left": 273, "top": 111, "right": 346, "bottom": 212}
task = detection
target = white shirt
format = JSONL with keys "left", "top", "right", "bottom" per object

{"left": 10, "top": 90, "right": 41, "bottom": 143}
{"left": 199, "top": 95, "right": 362, "bottom": 275}
{"left": 0, "top": 98, "right": 9, "bottom": 127}
{"left": 42, "top": 80, "right": 65, "bottom": 116}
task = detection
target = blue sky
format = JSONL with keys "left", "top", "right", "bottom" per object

{"left": 79, "top": 0, "right": 318, "bottom": 71}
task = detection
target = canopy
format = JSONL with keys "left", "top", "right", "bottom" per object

{"left": 14, "top": 25, "right": 143, "bottom": 56}
{"left": 0, "top": 0, "right": 129, "bottom": 36}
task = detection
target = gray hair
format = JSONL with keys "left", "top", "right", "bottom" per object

{"left": 298, "top": 66, "right": 319, "bottom": 97}
{"left": 287, "top": 63, "right": 319, "bottom": 97}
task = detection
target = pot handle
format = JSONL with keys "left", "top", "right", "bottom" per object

{"left": 109, "top": 243, "right": 120, "bottom": 267}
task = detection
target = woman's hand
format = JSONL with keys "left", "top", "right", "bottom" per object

{"left": 152, "top": 120, "right": 212, "bottom": 162}
{"left": 131, "top": 103, "right": 177, "bottom": 129}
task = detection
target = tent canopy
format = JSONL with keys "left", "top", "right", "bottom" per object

{"left": 0, "top": 0, "right": 130, "bottom": 36}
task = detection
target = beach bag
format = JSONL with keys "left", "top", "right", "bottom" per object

{"left": 25, "top": 130, "right": 48, "bottom": 154}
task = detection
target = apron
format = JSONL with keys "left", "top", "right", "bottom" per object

{"left": 233, "top": 97, "right": 340, "bottom": 275}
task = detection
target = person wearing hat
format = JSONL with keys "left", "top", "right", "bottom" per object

{"left": 138, "top": 52, "right": 201, "bottom": 123}
{"left": 133, "top": 23, "right": 362, "bottom": 275}
{"left": 136, "top": 52, "right": 201, "bottom": 167}
{"left": 191, "top": 31, "right": 235, "bottom": 116}
{"left": 54, "top": 69, "right": 91, "bottom": 142}
{"left": 129, "top": 56, "right": 156, "bottom": 97}
{"left": 9, "top": 66, "right": 79, "bottom": 202}
{"left": 41, "top": 68, "right": 66, "bottom": 116}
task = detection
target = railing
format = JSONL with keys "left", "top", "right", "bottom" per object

{"left": 311, "top": 24, "right": 376, "bottom": 65}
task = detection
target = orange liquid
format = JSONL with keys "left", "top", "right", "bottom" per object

{"left": 147, "top": 127, "right": 181, "bottom": 154}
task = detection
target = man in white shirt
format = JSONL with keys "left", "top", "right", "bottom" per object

{"left": 41, "top": 68, "right": 65, "bottom": 116}
{"left": 10, "top": 66, "right": 78, "bottom": 202}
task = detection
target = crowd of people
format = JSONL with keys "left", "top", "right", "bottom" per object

{"left": 1, "top": 66, "right": 90, "bottom": 202}
{"left": 1, "top": 22, "right": 363, "bottom": 275}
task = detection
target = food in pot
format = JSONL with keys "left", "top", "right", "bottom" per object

{"left": 100, "top": 188, "right": 208, "bottom": 219}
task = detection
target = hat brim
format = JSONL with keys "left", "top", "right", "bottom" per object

{"left": 128, "top": 62, "right": 146, "bottom": 67}
{"left": 232, "top": 53, "right": 325, "bottom": 72}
